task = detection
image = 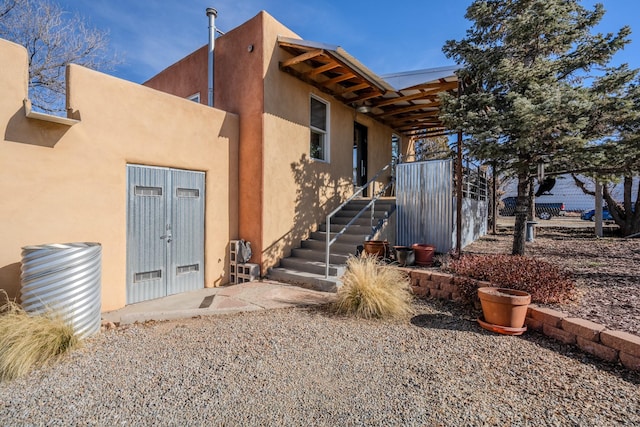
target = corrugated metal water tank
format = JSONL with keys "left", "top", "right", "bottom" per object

{"left": 20, "top": 242, "right": 102, "bottom": 339}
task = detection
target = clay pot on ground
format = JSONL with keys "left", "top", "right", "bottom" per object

{"left": 477, "top": 287, "right": 531, "bottom": 335}
{"left": 363, "top": 240, "right": 389, "bottom": 258}
{"left": 392, "top": 246, "right": 415, "bottom": 267}
{"left": 411, "top": 243, "right": 435, "bottom": 266}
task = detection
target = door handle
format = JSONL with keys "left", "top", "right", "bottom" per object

{"left": 161, "top": 224, "right": 172, "bottom": 243}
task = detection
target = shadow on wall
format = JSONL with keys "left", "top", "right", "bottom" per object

{"left": 224, "top": 112, "right": 240, "bottom": 286}
{"left": 219, "top": 112, "right": 238, "bottom": 141}
{"left": 4, "top": 107, "right": 73, "bottom": 148}
{"left": 262, "top": 154, "right": 352, "bottom": 267}
{"left": 0, "top": 262, "right": 21, "bottom": 303}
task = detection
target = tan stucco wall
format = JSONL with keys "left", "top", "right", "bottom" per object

{"left": 0, "top": 39, "right": 239, "bottom": 311}
{"left": 143, "top": 45, "right": 208, "bottom": 105}
{"left": 146, "top": 11, "right": 398, "bottom": 274}
{"left": 214, "top": 13, "right": 267, "bottom": 270}
{"left": 260, "top": 13, "right": 395, "bottom": 270}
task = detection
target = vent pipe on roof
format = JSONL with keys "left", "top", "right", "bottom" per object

{"left": 206, "top": 7, "right": 218, "bottom": 107}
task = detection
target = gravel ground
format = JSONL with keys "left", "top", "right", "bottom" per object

{"left": 464, "top": 227, "right": 640, "bottom": 335}
{"left": 1, "top": 300, "right": 639, "bottom": 426}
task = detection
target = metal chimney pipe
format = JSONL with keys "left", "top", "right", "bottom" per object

{"left": 206, "top": 7, "right": 218, "bottom": 107}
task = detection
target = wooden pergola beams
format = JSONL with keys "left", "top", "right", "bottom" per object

{"left": 321, "top": 72, "right": 356, "bottom": 87}
{"left": 278, "top": 37, "right": 458, "bottom": 137}
{"left": 280, "top": 49, "right": 324, "bottom": 68}
{"left": 305, "top": 62, "right": 341, "bottom": 77}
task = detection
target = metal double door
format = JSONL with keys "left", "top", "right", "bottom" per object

{"left": 126, "top": 165, "right": 205, "bottom": 304}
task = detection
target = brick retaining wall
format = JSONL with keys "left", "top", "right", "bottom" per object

{"left": 404, "top": 268, "right": 640, "bottom": 371}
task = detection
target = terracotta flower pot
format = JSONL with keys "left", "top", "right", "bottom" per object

{"left": 411, "top": 243, "right": 435, "bottom": 266}
{"left": 363, "top": 240, "right": 388, "bottom": 258}
{"left": 477, "top": 287, "right": 531, "bottom": 329}
{"left": 392, "top": 246, "right": 415, "bottom": 266}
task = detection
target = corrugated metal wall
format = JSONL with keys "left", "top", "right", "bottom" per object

{"left": 396, "top": 159, "right": 488, "bottom": 253}
{"left": 457, "top": 198, "right": 488, "bottom": 248}
{"left": 396, "top": 159, "right": 454, "bottom": 252}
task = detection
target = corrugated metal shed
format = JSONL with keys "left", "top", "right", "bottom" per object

{"left": 396, "top": 159, "right": 488, "bottom": 253}
{"left": 396, "top": 159, "right": 455, "bottom": 252}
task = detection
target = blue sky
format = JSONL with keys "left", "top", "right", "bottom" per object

{"left": 55, "top": 0, "right": 640, "bottom": 84}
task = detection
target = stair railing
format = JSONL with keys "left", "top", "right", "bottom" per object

{"left": 324, "top": 160, "right": 395, "bottom": 278}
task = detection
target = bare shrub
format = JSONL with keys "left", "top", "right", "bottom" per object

{"left": 448, "top": 254, "right": 576, "bottom": 304}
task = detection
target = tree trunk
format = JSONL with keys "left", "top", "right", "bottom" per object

{"left": 512, "top": 172, "right": 529, "bottom": 255}
{"left": 602, "top": 179, "right": 640, "bottom": 236}
{"left": 620, "top": 176, "right": 640, "bottom": 236}
{"left": 492, "top": 164, "right": 498, "bottom": 235}
{"left": 527, "top": 176, "right": 535, "bottom": 221}
{"left": 633, "top": 177, "right": 640, "bottom": 235}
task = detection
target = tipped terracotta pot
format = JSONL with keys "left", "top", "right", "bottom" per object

{"left": 477, "top": 287, "right": 531, "bottom": 329}
{"left": 393, "top": 246, "right": 415, "bottom": 266}
{"left": 363, "top": 240, "right": 388, "bottom": 258}
{"left": 411, "top": 243, "right": 435, "bottom": 266}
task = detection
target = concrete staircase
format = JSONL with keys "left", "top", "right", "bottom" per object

{"left": 268, "top": 198, "right": 396, "bottom": 292}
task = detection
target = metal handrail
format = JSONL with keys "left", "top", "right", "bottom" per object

{"left": 324, "top": 161, "right": 395, "bottom": 278}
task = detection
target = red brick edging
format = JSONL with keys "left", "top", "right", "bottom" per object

{"left": 403, "top": 268, "right": 640, "bottom": 371}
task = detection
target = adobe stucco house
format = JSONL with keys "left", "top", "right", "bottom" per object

{"left": 0, "top": 10, "right": 472, "bottom": 312}
{"left": 143, "top": 11, "right": 472, "bottom": 288}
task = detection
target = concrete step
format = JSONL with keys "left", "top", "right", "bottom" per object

{"left": 333, "top": 209, "right": 389, "bottom": 219}
{"left": 279, "top": 257, "right": 346, "bottom": 277}
{"left": 342, "top": 203, "right": 396, "bottom": 212}
{"left": 267, "top": 267, "right": 341, "bottom": 293}
{"left": 330, "top": 216, "right": 378, "bottom": 226}
{"left": 301, "top": 239, "right": 358, "bottom": 255}
{"left": 266, "top": 197, "right": 394, "bottom": 294}
{"left": 318, "top": 223, "right": 373, "bottom": 235}
{"left": 292, "top": 248, "right": 350, "bottom": 264}
{"left": 310, "top": 231, "right": 369, "bottom": 245}
{"left": 345, "top": 199, "right": 396, "bottom": 209}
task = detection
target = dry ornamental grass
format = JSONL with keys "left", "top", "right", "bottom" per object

{"left": 0, "top": 297, "right": 78, "bottom": 381}
{"left": 333, "top": 254, "right": 413, "bottom": 319}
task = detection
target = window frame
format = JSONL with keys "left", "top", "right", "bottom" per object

{"left": 187, "top": 92, "right": 201, "bottom": 103}
{"left": 309, "top": 94, "right": 330, "bottom": 162}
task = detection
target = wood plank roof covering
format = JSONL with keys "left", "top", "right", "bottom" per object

{"left": 277, "top": 36, "right": 459, "bottom": 138}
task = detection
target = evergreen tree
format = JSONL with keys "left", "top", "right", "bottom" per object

{"left": 440, "top": 0, "right": 631, "bottom": 254}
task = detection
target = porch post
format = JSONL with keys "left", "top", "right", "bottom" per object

{"left": 492, "top": 162, "right": 497, "bottom": 235}
{"left": 595, "top": 180, "right": 603, "bottom": 238}
{"left": 455, "top": 79, "right": 463, "bottom": 255}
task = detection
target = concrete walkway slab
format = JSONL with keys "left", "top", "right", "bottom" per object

{"left": 102, "top": 280, "right": 336, "bottom": 325}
